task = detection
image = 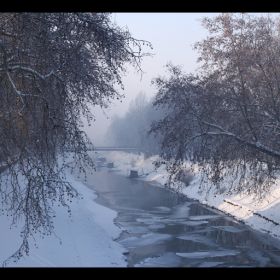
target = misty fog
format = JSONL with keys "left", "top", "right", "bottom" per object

{"left": 83, "top": 13, "right": 219, "bottom": 146}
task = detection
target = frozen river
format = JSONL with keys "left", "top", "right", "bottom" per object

{"left": 81, "top": 167, "right": 280, "bottom": 267}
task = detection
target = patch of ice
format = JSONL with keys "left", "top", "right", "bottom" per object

{"left": 189, "top": 215, "right": 219, "bottom": 221}
{"left": 136, "top": 216, "right": 163, "bottom": 225}
{"left": 119, "top": 233, "right": 172, "bottom": 248}
{"left": 177, "top": 234, "right": 217, "bottom": 247}
{"left": 157, "top": 218, "right": 184, "bottom": 225}
{"left": 135, "top": 252, "right": 181, "bottom": 267}
{"left": 154, "top": 206, "right": 171, "bottom": 212}
{"left": 124, "top": 226, "right": 150, "bottom": 234}
{"left": 176, "top": 249, "right": 239, "bottom": 259}
{"left": 197, "top": 261, "right": 224, "bottom": 267}
{"left": 179, "top": 220, "right": 209, "bottom": 226}
{"left": 117, "top": 206, "right": 149, "bottom": 213}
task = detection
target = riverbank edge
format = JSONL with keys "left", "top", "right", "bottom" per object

{"left": 100, "top": 151, "right": 280, "bottom": 242}
{"left": 0, "top": 166, "right": 127, "bottom": 267}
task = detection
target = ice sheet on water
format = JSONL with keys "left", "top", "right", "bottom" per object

{"left": 124, "top": 226, "right": 150, "bottom": 234}
{"left": 154, "top": 217, "right": 207, "bottom": 226}
{"left": 179, "top": 220, "right": 209, "bottom": 226}
{"left": 197, "top": 261, "right": 224, "bottom": 267}
{"left": 211, "top": 225, "right": 245, "bottom": 233}
{"left": 119, "top": 236, "right": 138, "bottom": 246}
{"left": 148, "top": 223, "right": 166, "bottom": 230}
{"left": 157, "top": 217, "right": 187, "bottom": 225}
{"left": 189, "top": 215, "right": 219, "bottom": 221}
{"left": 161, "top": 221, "right": 177, "bottom": 226}
{"left": 177, "top": 234, "right": 217, "bottom": 247}
{"left": 136, "top": 216, "right": 163, "bottom": 225}
{"left": 118, "top": 221, "right": 139, "bottom": 227}
{"left": 135, "top": 252, "right": 181, "bottom": 267}
{"left": 119, "top": 233, "right": 173, "bottom": 248}
{"left": 153, "top": 206, "right": 171, "bottom": 212}
{"left": 176, "top": 249, "right": 239, "bottom": 259}
{"left": 117, "top": 206, "right": 150, "bottom": 213}
{"left": 138, "top": 212, "right": 157, "bottom": 217}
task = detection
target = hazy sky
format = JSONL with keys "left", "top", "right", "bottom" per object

{"left": 85, "top": 13, "right": 219, "bottom": 145}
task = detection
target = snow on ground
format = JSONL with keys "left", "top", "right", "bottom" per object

{"left": 102, "top": 151, "right": 280, "bottom": 240}
{"left": 0, "top": 170, "right": 126, "bottom": 267}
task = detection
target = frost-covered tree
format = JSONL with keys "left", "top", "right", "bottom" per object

{"left": 0, "top": 13, "right": 151, "bottom": 263}
{"left": 151, "top": 14, "right": 280, "bottom": 196}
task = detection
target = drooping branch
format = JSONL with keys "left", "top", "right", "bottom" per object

{"left": 151, "top": 14, "right": 280, "bottom": 196}
{"left": 0, "top": 12, "right": 151, "bottom": 264}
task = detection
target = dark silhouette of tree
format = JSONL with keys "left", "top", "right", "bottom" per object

{"left": 151, "top": 14, "right": 280, "bottom": 196}
{"left": 0, "top": 13, "right": 151, "bottom": 264}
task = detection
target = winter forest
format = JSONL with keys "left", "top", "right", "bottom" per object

{"left": 2, "top": 13, "right": 280, "bottom": 267}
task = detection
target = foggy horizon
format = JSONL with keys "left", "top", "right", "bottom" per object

{"left": 84, "top": 13, "right": 219, "bottom": 145}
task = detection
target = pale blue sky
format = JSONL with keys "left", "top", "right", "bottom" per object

{"left": 112, "top": 13, "right": 219, "bottom": 108}
{"left": 85, "top": 13, "right": 219, "bottom": 145}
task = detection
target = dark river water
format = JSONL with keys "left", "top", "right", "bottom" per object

{"left": 78, "top": 166, "right": 280, "bottom": 267}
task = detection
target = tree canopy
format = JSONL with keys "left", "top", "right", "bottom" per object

{"left": 151, "top": 14, "right": 280, "bottom": 196}
{"left": 0, "top": 13, "right": 151, "bottom": 264}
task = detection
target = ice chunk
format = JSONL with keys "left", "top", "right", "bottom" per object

{"left": 135, "top": 252, "right": 181, "bottom": 267}
{"left": 120, "top": 233, "right": 172, "bottom": 248}
{"left": 176, "top": 249, "right": 239, "bottom": 259}
{"left": 117, "top": 206, "right": 150, "bottom": 213}
{"left": 189, "top": 215, "right": 219, "bottom": 221}
{"left": 153, "top": 206, "right": 171, "bottom": 212}
{"left": 136, "top": 216, "right": 163, "bottom": 225}
{"left": 148, "top": 223, "right": 166, "bottom": 230}
{"left": 197, "top": 261, "right": 224, "bottom": 267}
{"left": 178, "top": 220, "right": 209, "bottom": 226}
{"left": 177, "top": 234, "right": 217, "bottom": 247}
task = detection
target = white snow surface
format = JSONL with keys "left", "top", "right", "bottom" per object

{"left": 102, "top": 151, "right": 280, "bottom": 240}
{"left": 0, "top": 170, "right": 126, "bottom": 267}
{"left": 4, "top": 149, "right": 280, "bottom": 266}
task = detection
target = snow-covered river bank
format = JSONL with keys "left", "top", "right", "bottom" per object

{"left": 2, "top": 149, "right": 280, "bottom": 267}
{"left": 80, "top": 166, "right": 280, "bottom": 267}
{"left": 99, "top": 151, "right": 280, "bottom": 242}
{"left": 0, "top": 170, "right": 126, "bottom": 267}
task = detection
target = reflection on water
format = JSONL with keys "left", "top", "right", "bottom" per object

{"left": 80, "top": 168, "right": 280, "bottom": 267}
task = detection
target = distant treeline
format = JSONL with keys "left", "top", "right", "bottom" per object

{"left": 105, "top": 92, "right": 164, "bottom": 155}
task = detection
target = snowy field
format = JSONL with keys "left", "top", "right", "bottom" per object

{"left": 102, "top": 151, "right": 280, "bottom": 240}
{"left": 0, "top": 170, "right": 127, "bottom": 267}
